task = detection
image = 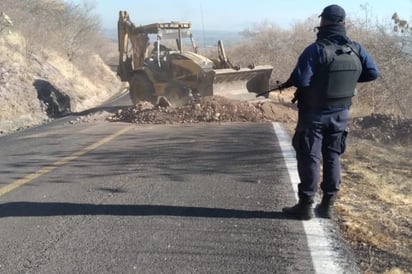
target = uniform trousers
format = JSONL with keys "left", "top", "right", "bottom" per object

{"left": 292, "top": 106, "right": 349, "bottom": 199}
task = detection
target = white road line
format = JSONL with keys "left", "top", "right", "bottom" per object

{"left": 272, "top": 122, "right": 345, "bottom": 274}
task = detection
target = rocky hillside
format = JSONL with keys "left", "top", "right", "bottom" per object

{"left": 0, "top": 31, "right": 122, "bottom": 135}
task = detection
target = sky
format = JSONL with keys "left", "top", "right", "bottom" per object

{"left": 68, "top": 0, "right": 412, "bottom": 31}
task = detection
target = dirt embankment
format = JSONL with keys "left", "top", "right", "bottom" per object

{"left": 0, "top": 33, "right": 122, "bottom": 135}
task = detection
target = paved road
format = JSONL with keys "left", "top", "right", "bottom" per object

{"left": 0, "top": 116, "right": 356, "bottom": 273}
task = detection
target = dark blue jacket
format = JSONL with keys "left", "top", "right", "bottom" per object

{"left": 290, "top": 33, "right": 379, "bottom": 109}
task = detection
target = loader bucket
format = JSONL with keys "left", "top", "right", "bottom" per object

{"left": 211, "top": 65, "right": 273, "bottom": 100}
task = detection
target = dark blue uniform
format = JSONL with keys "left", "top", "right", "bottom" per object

{"left": 290, "top": 25, "right": 379, "bottom": 203}
{"left": 282, "top": 9, "right": 379, "bottom": 219}
{"left": 289, "top": 30, "right": 379, "bottom": 200}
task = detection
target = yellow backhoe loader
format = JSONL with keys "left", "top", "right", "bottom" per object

{"left": 117, "top": 11, "right": 273, "bottom": 106}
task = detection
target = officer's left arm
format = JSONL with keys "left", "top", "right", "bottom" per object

{"left": 355, "top": 42, "right": 380, "bottom": 82}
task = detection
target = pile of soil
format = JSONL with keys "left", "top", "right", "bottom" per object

{"left": 109, "top": 95, "right": 411, "bottom": 147}
{"left": 350, "top": 114, "right": 411, "bottom": 145}
{"left": 109, "top": 94, "right": 411, "bottom": 142}
{"left": 108, "top": 96, "right": 296, "bottom": 124}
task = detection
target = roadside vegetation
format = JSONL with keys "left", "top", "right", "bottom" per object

{"left": 227, "top": 13, "right": 412, "bottom": 120}
{"left": 0, "top": 1, "right": 410, "bottom": 273}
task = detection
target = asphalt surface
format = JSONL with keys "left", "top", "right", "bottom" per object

{"left": 0, "top": 88, "right": 361, "bottom": 274}
{"left": 0, "top": 118, "right": 322, "bottom": 274}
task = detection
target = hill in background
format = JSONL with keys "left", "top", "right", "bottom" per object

{"left": 102, "top": 28, "right": 242, "bottom": 48}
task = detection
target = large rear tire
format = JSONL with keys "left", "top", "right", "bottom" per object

{"left": 129, "top": 73, "right": 155, "bottom": 105}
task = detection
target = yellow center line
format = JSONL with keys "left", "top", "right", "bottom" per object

{"left": 0, "top": 125, "right": 133, "bottom": 197}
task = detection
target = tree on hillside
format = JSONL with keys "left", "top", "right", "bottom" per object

{"left": 349, "top": 9, "right": 412, "bottom": 118}
{"left": 55, "top": 1, "right": 101, "bottom": 62}
{"left": 0, "top": 0, "right": 101, "bottom": 62}
{"left": 230, "top": 17, "right": 319, "bottom": 85}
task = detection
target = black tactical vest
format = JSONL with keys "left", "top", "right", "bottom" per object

{"left": 299, "top": 39, "right": 363, "bottom": 107}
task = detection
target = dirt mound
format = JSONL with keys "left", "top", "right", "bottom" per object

{"left": 109, "top": 96, "right": 297, "bottom": 125}
{"left": 109, "top": 96, "right": 411, "bottom": 147}
{"left": 350, "top": 114, "right": 411, "bottom": 145}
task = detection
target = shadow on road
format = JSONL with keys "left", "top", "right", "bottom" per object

{"left": 0, "top": 202, "right": 290, "bottom": 219}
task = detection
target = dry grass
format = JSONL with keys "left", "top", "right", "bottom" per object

{"left": 337, "top": 138, "right": 412, "bottom": 273}
{"left": 43, "top": 51, "right": 120, "bottom": 112}
{"left": 266, "top": 89, "right": 411, "bottom": 272}
{"left": 0, "top": 33, "right": 26, "bottom": 64}
{"left": 271, "top": 88, "right": 412, "bottom": 272}
{"left": 384, "top": 269, "right": 411, "bottom": 274}
{"left": 0, "top": 34, "right": 45, "bottom": 125}
{"left": 268, "top": 90, "right": 411, "bottom": 274}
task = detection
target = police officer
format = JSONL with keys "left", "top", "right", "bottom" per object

{"left": 282, "top": 5, "right": 379, "bottom": 220}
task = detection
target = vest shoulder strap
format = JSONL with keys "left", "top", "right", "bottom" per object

{"left": 318, "top": 38, "right": 360, "bottom": 63}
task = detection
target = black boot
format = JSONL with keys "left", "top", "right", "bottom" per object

{"left": 282, "top": 197, "right": 314, "bottom": 220}
{"left": 316, "top": 195, "right": 336, "bottom": 219}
